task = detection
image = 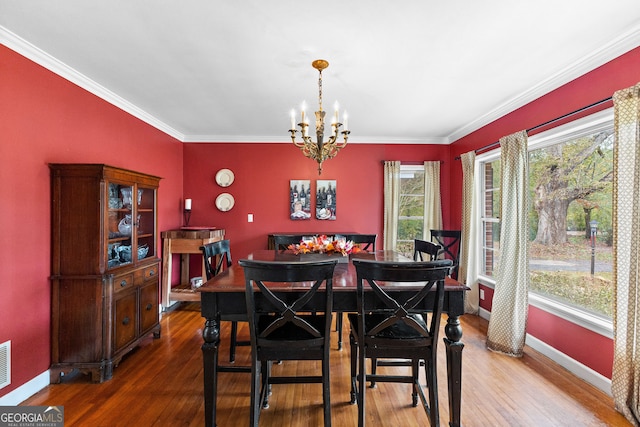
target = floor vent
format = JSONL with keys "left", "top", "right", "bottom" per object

{"left": 0, "top": 340, "right": 10, "bottom": 389}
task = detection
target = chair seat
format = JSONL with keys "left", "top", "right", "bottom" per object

{"left": 348, "top": 313, "right": 428, "bottom": 340}
{"left": 257, "top": 314, "right": 328, "bottom": 342}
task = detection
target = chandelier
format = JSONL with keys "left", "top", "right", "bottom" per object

{"left": 289, "top": 59, "right": 349, "bottom": 175}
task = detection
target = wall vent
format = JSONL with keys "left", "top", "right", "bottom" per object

{"left": 0, "top": 340, "right": 10, "bottom": 389}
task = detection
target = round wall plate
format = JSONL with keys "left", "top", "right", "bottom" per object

{"left": 215, "top": 193, "right": 235, "bottom": 211}
{"left": 215, "top": 168, "right": 235, "bottom": 187}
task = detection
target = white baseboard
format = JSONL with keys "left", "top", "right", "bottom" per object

{"left": 473, "top": 307, "right": 611, "bottom": 395}
{"left": 0, "top": 370, "right": 49, "bottom": 406}
{"left": 525, "top": 333, "right": 611, "bottom": 395}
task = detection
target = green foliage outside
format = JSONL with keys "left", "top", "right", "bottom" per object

{"left": 397, "top": 169, "right": 425, "bottom": 258}
{"left": 530, "top": 270, "right": 613, "bottom": 318}
{"left": 527, "top": 130, "right": 614, "bottom": 317}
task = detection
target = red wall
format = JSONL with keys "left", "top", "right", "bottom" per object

{"left": 0, "top": 45, "right": 184, "bottom": 398}
{"left": 182, "top": 143, "right": 452, "bottom": 261}
{"left": 449, "top": 46, "right": 640, "bottom": 378}
{"left": 3, "top": 38, "right": 636, "bottom": 399}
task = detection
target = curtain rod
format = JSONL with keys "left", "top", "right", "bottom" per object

{"left": 380, "top": 160, "right": 444, "bottom": 165}
{"left": 454, "top": 96, "right": 613, "bottom": 160}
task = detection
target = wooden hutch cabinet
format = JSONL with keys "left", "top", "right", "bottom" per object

{"left": 49, "top": 164, "right": 162, "bottom": 383}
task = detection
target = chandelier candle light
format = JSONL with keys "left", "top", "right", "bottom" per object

{"left": 289, "top": 59, "right": 349, "bottom": 175}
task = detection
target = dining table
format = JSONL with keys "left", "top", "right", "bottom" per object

{"left": 198, "top": 250, "right": 467, "bottom": 427}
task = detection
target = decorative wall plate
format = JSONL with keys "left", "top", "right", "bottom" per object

{"left": 215, "top": 168, "right": 235, "bottom": 187}
{"left": 215, "top": 193, "right": 235, "bottom": 211}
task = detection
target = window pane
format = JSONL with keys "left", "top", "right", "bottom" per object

{"left": 482, "top": 220, "right": 500, "bottom": 277}
{"left": 528, "top": 129, "right": 614, "bottom": 318}
{"left": 481, "top": 159, "right": 501, "bottom": 276}
{"left": 477, "top": 114, "right": 613, "bottom": 319}
{"left": 397, "top": 167, "right": 425, "bottom": 257}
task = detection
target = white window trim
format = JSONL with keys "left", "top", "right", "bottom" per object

{"left": 475, "top": 107, "right": 614, "bottom": 337}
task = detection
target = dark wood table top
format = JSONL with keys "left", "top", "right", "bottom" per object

{"left": 199, "top": 250, "right": 466, "bottom": 294}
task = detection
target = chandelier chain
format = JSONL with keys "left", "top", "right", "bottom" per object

{"left": 318, "top": 70, "right": 323, "bottom": 112}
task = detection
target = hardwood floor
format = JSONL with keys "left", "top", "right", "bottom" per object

{"left": 23, "top": 303, "right": 630, "bottom": 426}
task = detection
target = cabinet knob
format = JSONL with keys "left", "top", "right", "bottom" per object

{"left": 146, "top": 303, "right": 153, "bottom": 311}
{"left": 149, "top": 269, "right": 155, "bottom": 276}
{"left": 122, "top": 316, "right": 130, "bottom": 326}
{"left": 120, "top": 280, "right": 127, "bottom": 287}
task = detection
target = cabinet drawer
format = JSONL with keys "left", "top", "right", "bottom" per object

{"left": 134, "top": 264, "right": 159, "bottom": 284}
{"left": 144, "top": 264, "right": 159, "bottom": 281}
{"left": 113, "top": 273, "right": 135, "bottom": 293}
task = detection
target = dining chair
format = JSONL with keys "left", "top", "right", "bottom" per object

{"left": 340, "top": 234, "right": 377, "bottom": 252}
{"left": 334, "top": 234, "right": 377, "bottom": 350}
{"left": 413, "top": 239, "right": 442, "bottom": 261}
{"left": 348, "top": 258, "right": 452, "bottom": 427}
{"left": 239, "top": 258, "right": 338, "bottom": 427}
{"left": 272, "top": 234, "right": 305, "bottom": 252}
{"left": 200, "top": 240, "right": 249, "bottom": 364}
{"left": 430, "top": 229, "right": 462, "bottom": 279}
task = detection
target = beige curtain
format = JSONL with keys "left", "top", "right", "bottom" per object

{"left": 486, "top": 130, "right": 529, "bottom": 356}
{"left": 460, "top": 151, "right": 479, "bottom": 313}
{"left": 611, "top": 82, "right": 640, "bottom": 426}
{"left": 383, "top": 161, "right": 401, "bottom": 251}
{"left": 423, "top": 161, "right": 443, "bottom": 240}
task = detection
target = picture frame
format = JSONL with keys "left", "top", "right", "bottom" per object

{"left": 316, "top": 180, "right": 336, "bottom": 220}
{"left": 290, "top": 180, "right": 311, "bottom": 220}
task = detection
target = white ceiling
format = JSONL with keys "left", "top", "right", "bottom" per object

{"left": 1, "top": 1, "right": 639, "bottom": 144}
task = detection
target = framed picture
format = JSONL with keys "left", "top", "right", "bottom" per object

{"left": 290, "top": 180, "right": 311, "bottom": 220}
{"left": 316, "top": 180, "right": 336, "bottom": 220}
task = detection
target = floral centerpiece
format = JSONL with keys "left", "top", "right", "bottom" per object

{"left": 288, "top": 235, "right": 363, "bottom": 256}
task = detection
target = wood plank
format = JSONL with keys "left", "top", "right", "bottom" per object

{"left": 22, "top": 304, "right": 631, "bottom": 426}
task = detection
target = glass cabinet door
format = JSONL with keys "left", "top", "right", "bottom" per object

{"left": 107, "top": 182, "right": 135, "bottom": 269}
{"left": 136, "top": 185, "right": 156, "bottom": 262}
{"left": 106, "top": 180, "right": 157, "bottom": 270}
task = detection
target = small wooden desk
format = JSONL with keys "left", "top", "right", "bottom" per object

{"left": 199, "top": 250, "right": 466, "bottom": 427}
{"left": 161, "top": 228, "right": 225, "bottom": 308}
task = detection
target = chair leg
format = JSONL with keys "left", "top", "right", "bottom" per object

{"left": 369, "top": 358, "right": 377, "bottom": 388}
{"left": 336, "top": 312, "right": 343, "bottom": 350}
{"left": 250, "top": 359, "right": 261, "bottom": 427}
{"left": 322, "top": 357, "right": 332, "bottom": 427}
{"left": 349, "top": 333, "right": 357, "bottom": 404}
{"left": 229, "top": 321, "right": 238, "bottom": 363}
{"left": 425, "top": 355, "right": 440, "bottom": 427}
{"left": 411, "top": 359, "right": 419, "bottom": 407}
{"left": 357, "top": 346, "right": 367, "bottom": 427}
{"left": 260, "top": 360, "right": 271, "bottom": 409}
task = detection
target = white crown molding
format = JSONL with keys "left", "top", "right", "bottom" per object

{"left": 183, "top": 135, "right": 449, "bottom": 144}
{"left": 447, "top": 23, "right": 640, "bottom": 144}
{"left": 0, "top": 25, "right": 185, "bottom": 142}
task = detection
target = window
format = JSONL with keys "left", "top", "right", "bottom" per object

{"left": 396, "top": 165, "right": 425, "bottom": 257}
{"left": 481, "top": 158, "right": 501, "bottom": 277}
{"left": 477, "top": 109, "right": 614, "bottom": 321}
